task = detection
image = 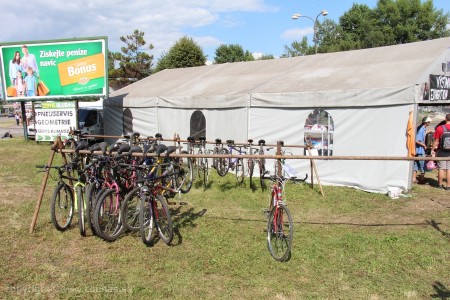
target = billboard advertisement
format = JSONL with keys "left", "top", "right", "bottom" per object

{"left": 0, "top": 37, "right": 108, "bottom": 102}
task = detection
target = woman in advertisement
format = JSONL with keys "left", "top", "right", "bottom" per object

{"left": 8, "top": 51, "right": 22, "bottom": 86}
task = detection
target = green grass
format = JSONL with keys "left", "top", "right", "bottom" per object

{"left": 0, "top": 138, "right": 449, "bottom": 299}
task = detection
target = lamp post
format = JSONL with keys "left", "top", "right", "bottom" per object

{"left": 291, "top": 9, "right": 328, "bottom": 54}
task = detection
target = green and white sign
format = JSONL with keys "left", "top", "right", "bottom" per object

{"left": 0, "top": 37, "right": 108, "bottom": 102}
{"left": 35, "top": 102, "right": 76, "bottom": 141}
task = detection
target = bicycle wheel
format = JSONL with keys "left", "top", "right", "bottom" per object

{"left": 259, "top": 158, "right": 267, "bottom": 189}
{"left": 217, "top": 148, "right": 229, "bottom": 177}
{"left": 51, "top": 182, "right": 74, "bottom": 231}
{"left": 212, "top": 146, "right": 219, "bottom": 169}
{"left": 64, "top": 139, "right": 77, "bottom": 164}
{"left": 85, "top": 183, "right": 101, "bottom": 234}
{"left": 76, "top": 185, "right": 86, "bottom": 237}
{"left": 178, "top": 151, "right": 193, "bottom": 193}
{"left": 121, "top": 186, "right": 141, "bottom": 232}
{"left": 247, "top": 158, "right": 254, "bottom": 186}
{"left": 139, "top": 194, "right": 154, "bottom": 246}
{"left": 153, "top": 194, "right": 173, "bottom": 245}
{"left": 267, "top": 204, "right": 293, "bottom": 262}
{"left": 235, "top": 157, "right": 245, "bottom": 184}
{"left": 93, "top": 189, "right": 124, "bottom": 242}
{"left": 203, "top": 158, "right": 209, "bottom": 187}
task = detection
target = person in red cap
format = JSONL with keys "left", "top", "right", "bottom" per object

{"left": 431, "top": 113, "right": 450, "bottom": 190}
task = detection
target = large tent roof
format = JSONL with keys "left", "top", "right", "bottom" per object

{"left": 107, "top": 37, "right": 450, "bottom": 109}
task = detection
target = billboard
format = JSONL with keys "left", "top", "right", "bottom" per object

{"left": 0, "top": 37, "right": 108, "bottom": 102}
{"left": 34, "top": 101, "right": 77, "bottom": 141}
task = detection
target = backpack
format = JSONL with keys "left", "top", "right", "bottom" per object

{"left": 439, "top": 125, "right": 450, "bottom": 151}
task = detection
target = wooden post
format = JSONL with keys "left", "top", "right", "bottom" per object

{"left": 29, "top": 139, "right": 59, "bottom": 234}
{"left": 276, "top": 141, "right": 283, "bottom": 178}
{"left": 307, "top": 146, "right": 325, "bottom": 197}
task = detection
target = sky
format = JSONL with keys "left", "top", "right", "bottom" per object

{"left": 0, "top": 0, "right": 449, "bottom": 64}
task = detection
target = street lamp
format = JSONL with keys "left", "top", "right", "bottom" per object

{"left": 291, "top": 9, "right": 328, "bottom": 54}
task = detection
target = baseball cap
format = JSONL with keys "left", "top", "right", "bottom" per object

{"left": 422, "top": 116, "right": 432, "bottom": 123}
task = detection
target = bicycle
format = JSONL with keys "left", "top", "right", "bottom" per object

{"left": 264, "top": 152, "right": 308, "bottom": 261}
{"left": 196, "top": 136, "right": 209, "bottom": 188}
{"left": 217, "top": 140, "right": 246, "bottom": 184}
{"left": 265, "top": 173, "right": 294, "bottom": 262}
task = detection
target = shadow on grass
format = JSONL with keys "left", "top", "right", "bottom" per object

{"left": 170, "top": 207, "right": 207, "bottom": 246}
{"left": 431, "top": 281, "right": 450, "bottom": 299}
{"left": 298, "top": 221, "right": 431, "bottom": 227}
{"left": 426, "top": 220, "right": 450, "bottom": 238}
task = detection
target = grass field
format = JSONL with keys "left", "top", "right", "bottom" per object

{"left": 0, "top": 138, "right": 449, "bottom": 299}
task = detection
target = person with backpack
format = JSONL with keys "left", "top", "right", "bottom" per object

{"left": 414, "top": 116, "right": 432, "bottom": 183}
{"left": 431, "top": 113, "right": 450, "bottom": 190}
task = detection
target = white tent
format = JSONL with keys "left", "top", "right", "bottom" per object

{"left": 104, "top": 37, "right": 450, "bottom": 193}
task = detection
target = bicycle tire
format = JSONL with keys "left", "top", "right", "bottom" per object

{"left": 267, "top": 204, "right": 293, "bottom": 262}
{"left": 217, "top": 148, "right": 229, "bottom": 177}
{"left": 51, "top": 182, "right": 74, "bottom": 231}
{"left": 139, "top": 194, "right": 154, "bottom": 246}
{"left": 247, "top": 158, "right": 254, "bottom": 186}
{"left": 235, "top": 157, "right": 245, "bottom": 184}
{"left": 121, "top": 186, "right": 141, "bottom": 232}
{"left": 212, "top": 146, "right": 219, "bottom": 169}
{"left": 153, "top": 194, "right": 173, "bottom": 245}
{"left": 64, "top": 139, "right": 77, "bottom": 164}
{"left": 259, "top": 159, "right": 266, "bottom": 189}
{"left": 203, "top": 158, "right": 209, "bottom": 187}
{"left": 178, "top": 151, "right": 193, "bottom": 193}
{"left": 85, "top": 183, "right": 100, "bottom": 234}
{"left": 93, "top": 188, "right": 124, "bottom": 242}
{"left": 77, "top": 185, "right": 86, "bottom": 237}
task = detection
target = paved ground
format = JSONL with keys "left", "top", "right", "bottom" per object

{"left": 0, "top": 116, "right": 26, "bottom": 138}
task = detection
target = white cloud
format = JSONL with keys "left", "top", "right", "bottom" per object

{"left": 280, "top": 27, "right": 314, "bottom": 40}
{"left": 0, "top": 0, "right": 276, "bottom": 59}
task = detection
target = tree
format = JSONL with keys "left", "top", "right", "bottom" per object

{"left": 281, "top": 36, "right": 313, "bottom": 57}
{"left": 288, "top": 0, "right": 450, "bottom": 55}
{"left": 155, "top": 36, "right": 206, "bottom": 72}
{"left": 213, "top": 44, "right": 255, "bottom": 64}
{"left": 108, "top": 29, "right": 154, "bottom": 89}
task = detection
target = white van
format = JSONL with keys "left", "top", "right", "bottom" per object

{"left": 78, "top": 107, "right": 104, "bottom": 137}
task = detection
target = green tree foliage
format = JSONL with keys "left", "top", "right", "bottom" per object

{"left": 281, "top": 36, "right": 313, "bottom": 57}
{"left": 108, "top": 29, "right": 154, "bottom": 89}
{"left": 213, "top": 44, "right": 255, "bottom": 64}
{"left": 155, "top": 36, "right": 206, "bottom": 72}
{"left": 285, "top": 0, "right": 449, "bottom": 55}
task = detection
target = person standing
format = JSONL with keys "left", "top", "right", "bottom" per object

{"left": 24, "top": 67, "right": 37, "bottom": 98}
{"left": 15, "top": 112, "right": 20, "bottom": 126}
{"left": 431, "top": 113, "right": 450, "bottom": 190}
{"left": 20, "top": 45, "right": 39, "bottom": 78}
{"left": 9, "top": 51, "right": 22, "bottom": 86}
{"left": 413, "top": 116, "right": 431, "bottom": 183}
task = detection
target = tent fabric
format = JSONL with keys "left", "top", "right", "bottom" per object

{"left": 104, "top": 37, "right": 450, "bottom": 193}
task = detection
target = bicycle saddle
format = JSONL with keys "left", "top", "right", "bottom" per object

{"left": 155, "top": 133, "right": 162, "bottom": 139}
{"left": 215, "top": 138, "right": 222, "bottom": 144}
{"left": 110, "top": 143, "right": 121, "bottom": 152}
{"left": 226, "top": 139, "right": 234, "bottom": 145}
{"left": 88, "top": 143, "right": 102, "bottom": 153}
{"left": 165, "top": 146, "right": 177, "bottom": 157}
{"left": 248, "top": 139, "right": 253, "bottom": 144}
{"left": 75, "top": 140, "right": 89, "bottom": 152}
{"left": 143, "top": 142, "right": 157, "bottom": 154}
{"left": 187, "top": 136, "right": 195, "bottom": 142}
{"left": 258, "top": 139, "right": 266, "bottom": 145}
{"left": 199, "top": 136, "right": 206, "bottom": 141}
{"left": 129, "top": 145, "right": 142, "bottom": 154}
{"left": 155, "top": 144, "right": 167, "bottom": 156}
{"left": 117, "top": 144, "right": 130, "bottom": 154}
